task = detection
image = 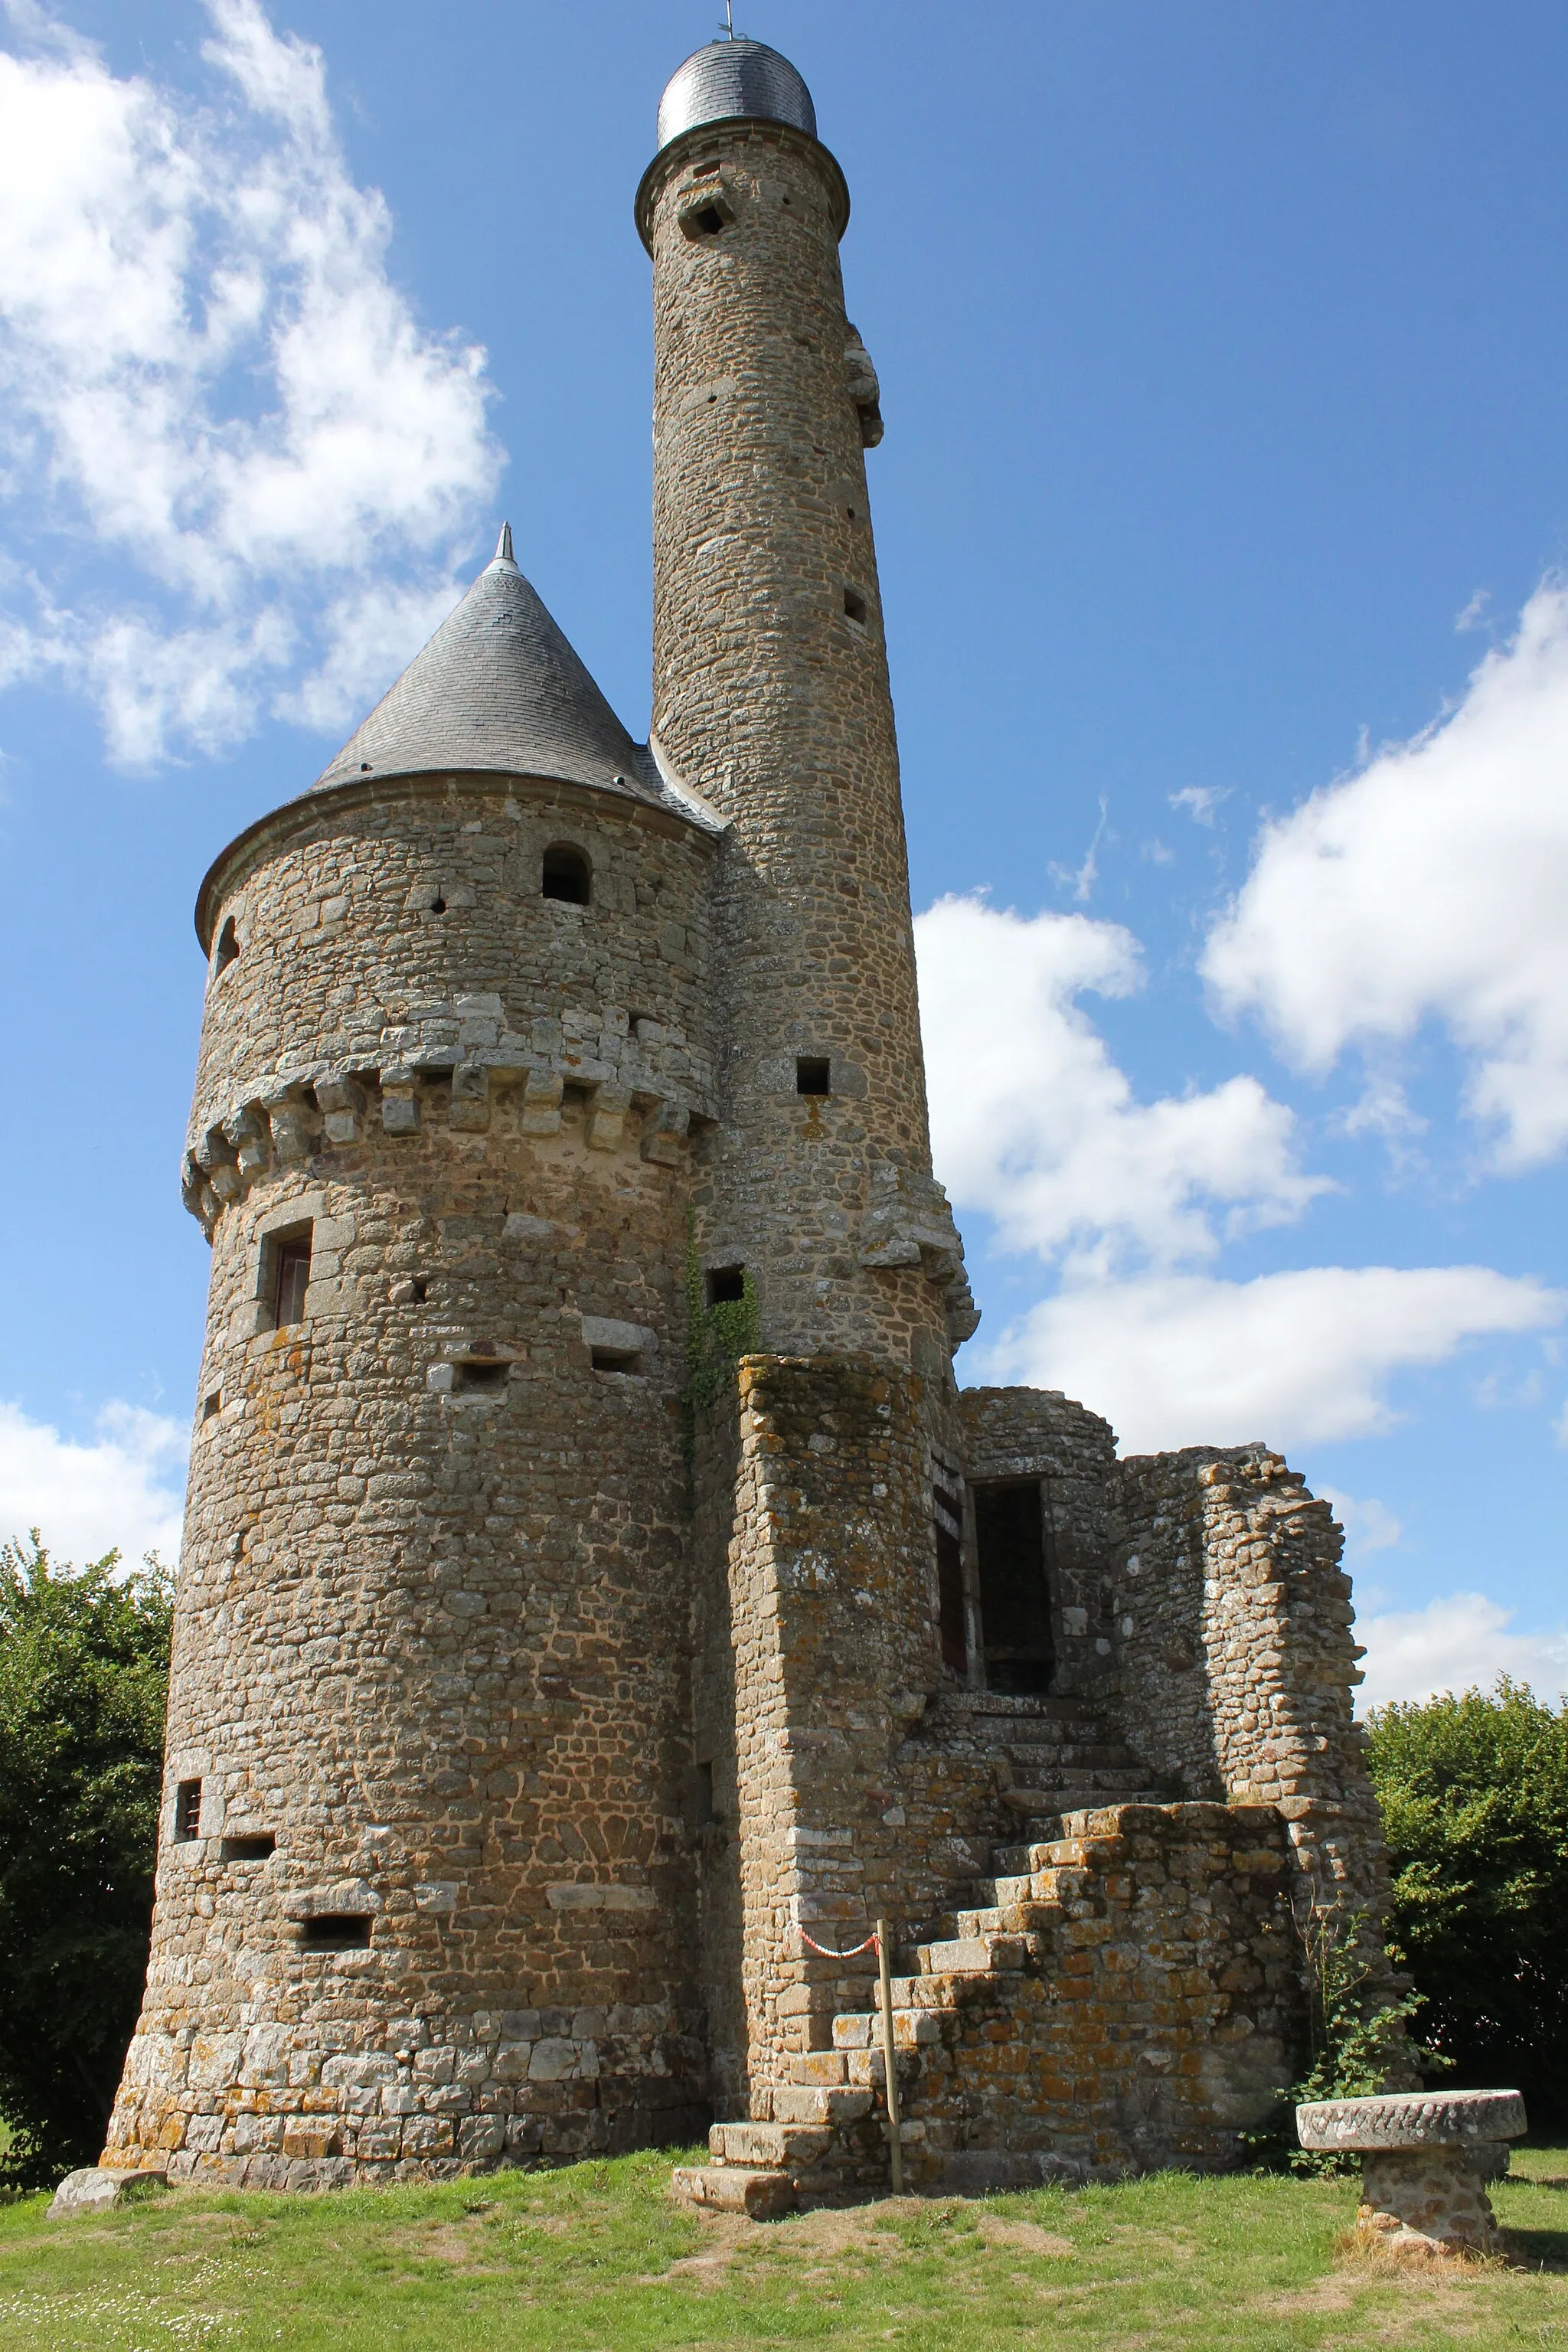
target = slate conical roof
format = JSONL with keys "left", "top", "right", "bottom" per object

{"left": 312, "top": 527, "right": 652, "bottom": 799}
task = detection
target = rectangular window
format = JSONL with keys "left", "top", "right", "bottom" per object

{"left": 301, "top": 1914, "right": 372, "bottom": 1951}
{"left": 174, "top": 1779, "right": 202, "bottom": 1841}
{"left": 795, "top": 1057, "right": 831, "bottom": 1097}
{"left": 220, "top": 1833, "right": 276, "bottom": 1863}
{"left": 273, "top": 1233, "right": 312, "bottom": 1327}
{"left": 973, "top": 1480, "right": 1054, "bottom": 1696}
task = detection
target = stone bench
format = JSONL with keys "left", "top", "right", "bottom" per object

{"left": 1295, "top": 2089, "right": 1527, "bottom": 2254}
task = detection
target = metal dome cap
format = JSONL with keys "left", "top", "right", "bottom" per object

{"left": 655, "top": 38, "right": 816, "bottom": 151}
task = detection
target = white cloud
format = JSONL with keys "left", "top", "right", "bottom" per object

{"left": 1170, "top": 785, "right": 1228, "bottom": 826}
{"left": 915, "top": 893, "right": 1328, "bottom": 1275}
{"left": 0, "top": 1397, "right": 186, "bottom": 1566}
{"left": 0, "top": 0, "right": 500, "bottom": 764}
{"left": 1204, "top": 581, "right": 1568, "bottom": 1171}
{"left": 1356, "top": 1590, "right": 1568, "bottom": 1712}
{"left": 1318, "top": 1487, "right": 1402, "bottom": 1559}
{"left": 977, "top": 1264, "right": 1565, "bottom": 1454}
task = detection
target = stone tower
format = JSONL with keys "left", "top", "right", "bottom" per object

{"left": 106, "top": 38, "right": 1391, "bottom": 2197}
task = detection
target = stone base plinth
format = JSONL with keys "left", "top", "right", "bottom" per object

{"left": 1355, "top": 2148, "right": 1501, "bottom": 2256}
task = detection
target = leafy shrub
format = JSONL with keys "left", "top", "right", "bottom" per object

{"left": 1246, "top": 1896, "right": 1429, "bottom": 2171}
{"left": 1367, "top": 1677, "right": 1568, "bottom": 2125}
{"left": 0, "top": 1535, "right": 172, "bottom": 2189}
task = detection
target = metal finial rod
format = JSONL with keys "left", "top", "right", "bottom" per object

{"left": 718, "top": 1, "right": 740, "bottom": 35}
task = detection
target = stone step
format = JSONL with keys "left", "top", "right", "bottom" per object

{"left": 789, "top": 2050, "right": 849, "bottom": 2087}
{"left": 671, "top": 2164, "right": 796, "bottom": 2220}
{"left": 831, "top": 2008, "right": 942, "bottom": 2050}
{"left": 917, "top": 1933, "right": 1029, "bottom": 1975}
{"left": 1001, "top": 1785, "right": 1172, "bottom": 1822}
{"left": 771, "top": 2084, "right": 875, "bottom": 2126}
{"left": 708, "top": 2122, "right": 833, "bottom": 2168}
{"left": 946, "top": 1902, "right": 1063, "bottom": 1940}
{"left": 972, "top": 1873, "right": 1032, "bottom": 1907}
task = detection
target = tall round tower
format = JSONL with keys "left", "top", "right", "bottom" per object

{"left": 104, "top": 534, "right": 719, "bottom": 2182}
{"left": 639, "top": 40, "right": 976, "bottom": 1374}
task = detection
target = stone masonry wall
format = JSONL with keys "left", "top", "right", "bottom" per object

{"left": 897, "top": 1802, "right": 1305, "bottom": 2182}
{"left": 693, "top": 1354, "right": 939, "bottom": 2115}
{"left": 1107, "top": 1447, "right": 1389, "bottom": 1925}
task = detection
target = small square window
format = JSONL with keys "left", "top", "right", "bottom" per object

{"left": 796, "top": 1057, "right": 831, "bottom": 1097}
{"left": 705, "top": 1266, "right": 746, "bottom": 1306}
{"left": 456, "top": 1358, "right": 508, "bottom": 1393}
{"left": 591, "top": 1345, "right": 642, "bottom": 1375}
{"left": 201, "top": 1390, "right": 222, "bottom": 1422}
{"left": 174, "top": 1779, "right": 202, "bottom": 1841}
{"left": 843, "top": 586, "right": 868, "bottom": 626}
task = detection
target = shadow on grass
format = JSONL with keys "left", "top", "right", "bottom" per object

{"left": 1506, "top": 2229, "right": 1568, "bottom": 2272}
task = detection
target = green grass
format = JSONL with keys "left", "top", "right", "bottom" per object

{"left": 0, "top": 2141, "right": 1565, "bottom": 2350}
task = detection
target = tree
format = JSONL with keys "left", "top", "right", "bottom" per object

{"left": 0, "top": 1534, "right": 172, "bottom": 2189}
{"left": 1367, "top": 1677, "right": 1568, "bottom": 2125}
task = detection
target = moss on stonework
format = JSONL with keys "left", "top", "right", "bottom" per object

{"left": 681, "top": 1218, "right": 759, "bottom": 1472}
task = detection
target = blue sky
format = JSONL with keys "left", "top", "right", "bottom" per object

{"left": 1, "top": 0, "right": 1564, "bottom": 1706}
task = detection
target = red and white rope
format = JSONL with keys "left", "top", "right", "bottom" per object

{"left": 797, "top": 1928, "right": 879, "bottom": 1959}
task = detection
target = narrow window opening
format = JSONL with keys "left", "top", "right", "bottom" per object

{"left": 934, "top": 1464, "right": 967, "bottom": 1676}
{"left": 409, "top": 1277, "right": 429, "bottom": 1304}
{"left": 201, "top": 1390, "right": 221, "bottom": 1422}
{"left": 273, "top": 1231, "right": 312, "bottom": 1328}
{"left": 302, "top": 1915, "right": 372, "bottom": 1952}
{"left": 705, "top": 1265, "right": 745, "bottom": 1307}
{"left": 456, "top": 1358, "right": 508, "bottom": 1393}
{"left": 691, "top": 204, "right": 727, "bottom": 237}
{"left": 430, "top": 893, "right": 446, "bottom": 914}
{"left": 591, "top": 1345, "right": 642, "bottom": 1375}
{"left": 692, "top": 159, "right": 720, "bottom": 178}
{"left": 843, "top": 586, "right": 868, "bottom": 626}
{"left": 685, "top": 1762, "right": 717, "bottom": 1828}
{"left": 174, "top": 1779, "right": 202, "bottom": 1842}
{"left": 221, "top": 1832, "right": 276, "bottom": 1863}
{"left": 214, "top": 916, "right": 240, "bottom": 976}
{"left": 541, "top": 844, "right": 591, "bottom": 905}
{"left": 936, "top": 1525, "right": 967, "bottom": 1675}
{"left": 795, "top": 1056, "right": 831, "bottom": 1098}
{"left": 974, "top": 1481, "right": 1055, "bottom": 1697}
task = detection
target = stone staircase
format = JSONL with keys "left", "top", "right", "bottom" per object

{"left": 675, "top": 1781, "right": 1178, "bottom": 2216}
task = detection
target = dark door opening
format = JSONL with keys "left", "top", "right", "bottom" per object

{"left": 973, "top": 1480, "right": 1054, "bottom": 1695}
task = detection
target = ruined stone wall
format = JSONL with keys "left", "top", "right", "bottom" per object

{"left": 106, "top": 779, "right": 718, "bottom": 2184}
{"left": 897, "top": 1802, "right": 1304, "bottom": 2183}
{"left": 1107, "top": 1447, "right": 1387, "bottom": 1919}
{"left": 645, "top": 117, "right": 970, "bottom": 1373}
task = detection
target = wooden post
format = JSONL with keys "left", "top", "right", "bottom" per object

{"left": 875, "top": 1916, "right": 903, "bottom": 2194}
